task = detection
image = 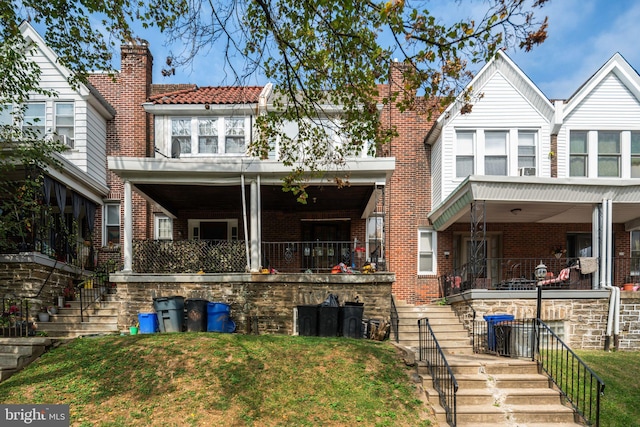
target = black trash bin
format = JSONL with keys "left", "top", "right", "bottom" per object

{"left": 494, "top": 323, "right": 512, "bottom": 356}
{"left": 318, "top": 306, "right": 339, "bottom": 337}
{"left": 483, "top": 314, "right": 514, "bottom": 352}
{"left": 185, "top": 299, "right": 209, "bottom": 332}
{"left": 153, "top": 296, "right": 185, "bottom": 332}
{"left": 341, "top": 302, "right": 364, "bottom": 339}
{"left": 297, "top": 305, "right": 318, "bottom": 336}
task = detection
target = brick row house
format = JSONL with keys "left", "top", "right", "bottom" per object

{"left": 3, "top": 22, "right": 640, "bottom": 348}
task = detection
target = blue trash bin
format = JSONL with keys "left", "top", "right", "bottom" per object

{"left": 484, "top": 314, "right": 514, "bottom": 352}
{"left": 138, "top": 313, "right": 159, "bottom": 334}
{"left": 207, "top": 302, "right": 230, "bottom": 332}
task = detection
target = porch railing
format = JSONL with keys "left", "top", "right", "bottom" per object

{"left": 473, "top": 317, "right": 604, "bottom": 427}
{"left": 133, "top": 239, "right": 246, "bottom": 273}
{"left": 613, "top": 256, "right": 640, "bottom": 285}
{"left": 0, "top": 297, "right": 33, "bottom": 337}
{"left": 418, "top": 318, "right": 458, "bottom": 426}
{"left": 77, "top": 260, "right": 122, "bottom": 322}
{"left": 441, "top": 257, "right": 594, "bottom": 296}
{"left": 390, "top": 295, "right": 399, "bottom": 343}
{"left": 261, "top": 241, "right": 384, "bottom": 273}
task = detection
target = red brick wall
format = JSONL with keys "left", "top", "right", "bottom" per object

{"left": 88, "top": 42, "right": 154, "bottom": 263}
{"left": 380, "top": 63, "right": 439, "bottom": 304}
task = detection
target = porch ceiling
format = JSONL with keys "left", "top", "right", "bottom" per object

{"left": 429, "top": 176, "right": 640, "bottom": 230}
{"left": 135, "top": 183, "right": 376, "bottom": 215}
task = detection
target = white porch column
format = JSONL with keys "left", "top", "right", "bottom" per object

{"left": 249, "top": 177, "right": 260, "bottom": 272}
{"left": 592, "top": 204, "right": 601, "bottom": 289}
{"left": 123, "top": 180, "right": 133, "bottom": 272}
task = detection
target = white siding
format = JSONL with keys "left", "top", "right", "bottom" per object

{"left": 559, "top": 73, "right": 640, "bottom": 178}
{"left": 439, "top": 71, "right": 551, "bottom": 201}
{"left": 431, "top": 138, "right": 442, "bottom": 208}
{"left": 85, "top": 103, "right": 107, "bottom": 185}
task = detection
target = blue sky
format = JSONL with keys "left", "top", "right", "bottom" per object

{"left": 129, "top": 0, "right": 640, "bottom": 100}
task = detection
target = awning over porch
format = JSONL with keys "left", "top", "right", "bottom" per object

{"left": 428, "top": 176, "right": 640, "bottom": 231}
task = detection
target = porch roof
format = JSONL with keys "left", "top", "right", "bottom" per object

{"left": 428, "top": 176, "right": 640, "bottom": 231}
{"left": 108, "top": 156, "right": 394, "bottom": 216}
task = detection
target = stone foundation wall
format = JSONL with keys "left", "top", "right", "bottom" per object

{"left": 0, "top": 254, "right": 82, "bottom": 307}
{"left": 110, "top": 273, "right": 394, "bottom": 334}
{"left": 619, "top": 292, "right": 640, "bottom": 350}
{"left": 450, "top": 290, "right": 612, "bottom": 350}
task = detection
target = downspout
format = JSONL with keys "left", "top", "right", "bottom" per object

{"left": 257, "top": 174, "right": 262, "bottom": 269}
{"left": 241, "top": 174, "right": 250, "bottom": 271}
{"left": 600, "top": 199, "right": 619, "bottom": 350}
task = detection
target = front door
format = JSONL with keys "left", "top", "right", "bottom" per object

{"left": 302, "top": 220, "right": 351, "bottom": 271}
{"left": 456, "top": 233, "right": 502, "bottom": 287}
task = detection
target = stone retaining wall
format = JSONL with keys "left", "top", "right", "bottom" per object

{"left": 619, "top": 291, "right": 640, "bottom": 350}
{"left": 450, "top": 289, "right": 612, "bottom": 350}
{"left": 110, "top": 273, "right": 394, "bottom": 334}
{"left": 0, "top": 254, "right": 81, "bottom": 307}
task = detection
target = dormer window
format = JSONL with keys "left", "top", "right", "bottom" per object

{"left": 170, "top": 116, "right": 248, "bottom": 156}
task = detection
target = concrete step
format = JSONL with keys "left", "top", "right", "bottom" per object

{"left": 454, "top": 404, "right": 576, "bottom": 425}
{"left": 0, "top": 338, "right": 53, "bottom": 382}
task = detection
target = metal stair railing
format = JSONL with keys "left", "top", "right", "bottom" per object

{"left": 536, "top": 319, "right": 605, "bottom": 427}
{"left": 418, "top": 317, "right": 458, "bottom": 426}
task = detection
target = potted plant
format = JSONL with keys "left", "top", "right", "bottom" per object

{"left": 63, "top": 282, "right": 76, "bottom": 301}
{"left": 37, "top": 307, "right": 50, "bottom": 322}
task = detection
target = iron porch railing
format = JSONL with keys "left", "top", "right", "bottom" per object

{"left": 0, "top": 297, "right": 33, "bottom": 337}
{"left": 418, "top": 318, "right": 458, "bottom": 426}
{"left": 390, "top": 295, "right": 399, "bottom": 343}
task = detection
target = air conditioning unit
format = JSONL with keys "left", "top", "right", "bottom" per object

{"left": 57, "top": 134, "right": 74, "bottom": 149}
{"left": 519, "top": 167, "right": 536, "bottom": 176}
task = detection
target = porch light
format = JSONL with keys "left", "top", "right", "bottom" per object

{"left": 535, "top": 261, "right": 548, "bottom": 280}
{"left": 510, "top": 208, "right": 522, "bottom": 215}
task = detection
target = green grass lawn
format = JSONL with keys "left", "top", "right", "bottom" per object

{"left": 0, "top": 334, "right": 434, "bottom": 427}
{"left": 576, "top": 350, "right": 640, "bottom": 427}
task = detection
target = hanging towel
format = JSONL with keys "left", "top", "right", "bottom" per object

{"left": 579, "top": 257, "right": 597, "bottom": 274}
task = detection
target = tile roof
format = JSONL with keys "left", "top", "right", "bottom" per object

{"left": 149, "top": 86, "right": 264, "bottom": 105}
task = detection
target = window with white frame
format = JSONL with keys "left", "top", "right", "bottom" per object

{"left": 154, "top": 214, "right": 173, "bottom": 240}
{"left": 198, "top": 118, "right": 218, "bottom": 153}
{"left": 22, "top": 102, "right": 45, "bottom": 139}
{"left": 518, "top": 131, "right": 536, "bottom": 169}
{"left": 171, "top": 117, "right": 248, "bottom": 156}
{"left": 569, "top": 131, "right": 588, "bottom": 177}
{"left": 456, "top": 131, "right": 474, "bottom": 178}
{"left": 0, "top": 104, "right": 12, "bottom": 126}
{"left": 631, "top": 231, "right": 640, "bottom": 276}
{"left": 598, "top": 131, "right": 621, "bottom": 177}
{"left": 632, "top": 132, "right": 640, "bottom": 178}
{"left": 367, "top": 216, "right": 384, "bottom": 263}
{"left": 418, "top": 229, "right": 436, "bottom": 274}
{"left": 171, "top": 118, "right": 192, "bottom": 155}
{"left": 54, "top": 102, "right": 74, "bottom": 148}
{"left": 225, "top": 117, "right": 246, "bottom": 153}
{"left": 104, "top": 203, "right": 120, "bottom": 246}
{"left": 484, "top": 131, "right": 508, "bottom": 175}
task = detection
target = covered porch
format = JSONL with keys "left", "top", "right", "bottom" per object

{"left": 430, "top": 176, "right": 640, "bottom": 295}
{"left": 108, "top": 156, "right": 394, "bottom": 274}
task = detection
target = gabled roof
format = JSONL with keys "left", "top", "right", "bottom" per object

{"left": 562, "top": 52, "right": 640, "bottom": 118}
{"left": 425, "top": 50, "right": 554, "bottom": 145}
{"left": 18, "top": 21, "right": 115, "bottom": 118}
{"left": 148, "top": 86, "right": 264, "bottom": 105}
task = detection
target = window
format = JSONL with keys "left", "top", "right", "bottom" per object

{"left": 632, "top": 132, "right": 640, "bottom": 178}
{"left": 225, "top": 118, "right": 246, "bottom": 153}
{"left": 22, "top": 102, "right": 45, "bottom": 139}
{"left": 0, "top": 104, "right": 12, "bottom": 126}
{"left": 631, "top": 231, "right": 640, "bottom": 276}
{"left": 155, "top": 215, "right": 173, "bottom": 240}
{"left": 418, "top": 229, "right": 436, "bottom": 274}
{"left": 170, "top": 117, "right": 247, "bottom": 156}
{"left": 456, "top": 131, "right": 474, "bottom": 178}
{"left": 569, "top": 131, "right": 588, "bottom": 176}
{"left": 104, "top": 203, "right": 120, "bottom": 247}
{"left": 55, "top": 102, "right": 74, "bottom": 148}
{"left": 367, "top": 216, "right": 384, "bottom": 263}
{"left": 598, "top": 131, "right": 620, "bottom": 177}
{"left": 188, "top": 219, "right": 238, "bottom": 240}
{"left": 484, "top": 131, "right": 507, "bottom": 175}
{"left": 198, "top": 118, "right": 218, "bottom": 153}
{"left": 171, "top": 118, "right": 192, "bottom": 155}
{"left": 518, "top": 131, "right": 536, "bottom": 169}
